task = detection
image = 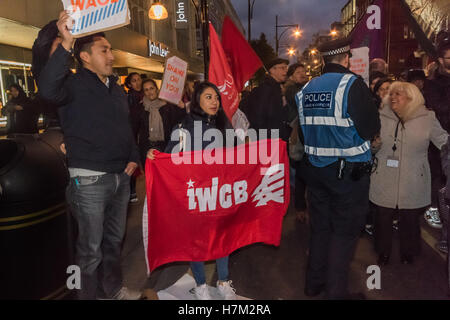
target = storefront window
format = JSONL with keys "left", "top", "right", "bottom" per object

{"left": 0, "top": 60, "right": 40, "bottom": 134}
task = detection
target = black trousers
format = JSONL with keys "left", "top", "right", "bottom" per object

{"left": 300, "top": 159, "right": 369, "bottom": 299}
{"left": 374, "top": 205, "right": 424, "bottom": 257}
{"left": 294, "top": 160, "right": 307, "bottom": 211}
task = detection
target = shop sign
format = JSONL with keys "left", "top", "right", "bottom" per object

{"left": 149, "top": 40, "right": 169, "bottom": 58}
{"left": 175, "top": 0, "right": 189, "bottom": 29}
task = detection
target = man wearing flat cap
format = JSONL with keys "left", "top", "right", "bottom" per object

{"left": 296, "top": 37, "right": 380, "bottom": 299}
{"left": 243, "top": 57, "right": 292, "bottom": 141}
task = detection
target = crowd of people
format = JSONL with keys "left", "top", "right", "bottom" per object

{"left": 4, "top": 8, "right": 450, "bottom": 300}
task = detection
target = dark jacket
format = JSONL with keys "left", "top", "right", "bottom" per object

{"left": 322, "top": 63, "right": 380, "bottom": 141}
{"left": 39, "top": 44, "right": 140, "bottom": 172}
{"left": 242, "top": 75, "right": 291, "bottom": 141}
{"left": 4, "top": 95, "right": 38, "bottom": 134}
{"left": 128, "top": 88, "right": 144, "bottom": 141}
{"left": 165, "top": 109, "right": 226, "bottom": 153}
{"left": 284, "top": 80, "right": 304, "bottom": 123}
{"left": 424, "top": 70, "right": 450, "bottom": 132}
{"left": 137, "top": 102, "right": 187, "bottom": 152}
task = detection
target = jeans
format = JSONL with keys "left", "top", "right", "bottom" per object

{"left": 66, "top": 172, "right": 130, "bottom": 300}
{"left": 190, "top": 256, "right": 229, "bottom": 285}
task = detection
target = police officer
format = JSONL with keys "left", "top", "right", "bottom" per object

{"left": 296, "top": 38, "right": 380, "bottom": 299}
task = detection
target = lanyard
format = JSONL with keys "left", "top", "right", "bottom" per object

{"left": 392, "top": 119, "right": 401, "bottom": 153}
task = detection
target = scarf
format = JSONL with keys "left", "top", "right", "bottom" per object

{"left": 143, "top": 97, "right": 166, "bottom": 142}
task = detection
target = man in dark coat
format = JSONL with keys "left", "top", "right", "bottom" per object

{"left": 298, "top": 37, "right": 380, "bottom": 299}
{"left": 39, "top": 11, "right": 141, "bottom": 300}
{"left": 243, "top": 58, "right": 291, "bottom": 142}
{"left": 423, "top": 36, "right": 450, "bottom": 239}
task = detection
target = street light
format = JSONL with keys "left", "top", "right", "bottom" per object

{"left": 310, "top": 49, "right": 317, "bottom": 55}
{"left": 148, "top": 1, "right": 168, "bottom": 20}
{"left": 275, "top": 15, "right": 301, "bottom": 56}
{"left": 330, "top": 29, "right": 338, "bottom": 38}
{"left": 288, "top": 48, "right": 295, "bottom": 56}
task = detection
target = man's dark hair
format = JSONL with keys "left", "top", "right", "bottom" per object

{"left": 74, "top": 32, "right": 106, "bottom": 66}
{"left": 323, "top": 52, "right": 348, "bottom": 65}
{"left": 438, "top": 42, "right": 450, "bottom": 58}
{"left": 370, "top": 71, "right": 387, "bottom": 85}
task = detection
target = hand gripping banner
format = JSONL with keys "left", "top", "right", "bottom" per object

{"left": 142, "top": 139, "right": 290, "bottom": 273}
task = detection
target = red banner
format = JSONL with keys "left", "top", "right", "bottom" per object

{"left": 208, "top": 22, "right": 240, "bottom": 121}
{"left": 143, "top": 139, "right": 290, "bottom": 273}
{"left": 221, "top": 16, "right": 263, "bottom": 93}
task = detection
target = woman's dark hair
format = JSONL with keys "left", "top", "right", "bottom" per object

{"left": 125, "top": 72, "right": 142, "bottom": 89}
{"left": 141, "top": 78, "right": 158, "bottom": 89}
{"left": 190, "top": 81, "right": 230, "bottom": 132}
{"left": 31, "top": 20, "right": 59, "bottom": 84}
{"left": 9, "top": 84, "right": 27, "bottom": 100}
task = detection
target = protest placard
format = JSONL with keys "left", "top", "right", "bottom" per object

{"left": 159, "top": 56, "right": 188, "bottom": 105}
{"left": 350, "top": 47, "right": 370, "bottom": 86}
{"left": 61, "top": 0, "right": 130, "bottom": 38}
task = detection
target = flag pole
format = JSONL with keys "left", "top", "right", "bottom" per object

{"left": 201, "top": 0, "right": 209, "bottom": 81}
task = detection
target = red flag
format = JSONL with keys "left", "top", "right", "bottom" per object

{"left": 208, "top": 22, "right": 240, "bottom": 121}
{"left": 143, "top": 139, "right": 290, "bottom": 272}
{"left": 221, "top": 16, "right": 263, "bottom": 93}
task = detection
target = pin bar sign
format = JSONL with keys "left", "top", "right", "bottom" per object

{"left": 62, "top": 0, "right": 130, "bottom": 38}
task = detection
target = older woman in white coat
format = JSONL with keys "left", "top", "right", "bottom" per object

{"left": 370, "top": 81, "right": 449, "bottom": 265}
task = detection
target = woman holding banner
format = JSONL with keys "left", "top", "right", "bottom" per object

{"left": 147, "top": 81, "right": 237, "bottom": 300}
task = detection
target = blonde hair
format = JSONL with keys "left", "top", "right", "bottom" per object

{"left": 382, "top": 81, "right": 425, "bottom": 121}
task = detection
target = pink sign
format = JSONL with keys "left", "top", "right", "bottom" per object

{"left": 159, "top": 56, "right": 188, "bottom": 105}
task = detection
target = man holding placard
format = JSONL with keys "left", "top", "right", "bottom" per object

{"left": 39, "top": 11, "right": 141, "bottom": 300}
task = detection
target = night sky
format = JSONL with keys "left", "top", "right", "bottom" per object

{"left": 230, "top": 0, "right": 349, "bottom": 60}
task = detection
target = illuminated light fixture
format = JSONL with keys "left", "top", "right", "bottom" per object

{"left": 330, "top": 29, "right": 338, "bottom": 37}
{"left": 288, "top": 49, "right": 295, "bottom": 56}
{"left": 310, "top": 49, "right": 317, "bottom": 54}
{"left": 314, "top": 59, "right": 319, "bottom": 64}
{"left": 149, "top": 1, "right": 168, "bottom": 20}
{"left": 294, "top": 29, "right": 302, "bottom": 37}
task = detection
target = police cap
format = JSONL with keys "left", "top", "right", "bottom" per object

{"left": 266, "top": 58, "right": 289, "bottom": 70}
{"left": 319, "top": 37, "right": 352, "bottom": 57}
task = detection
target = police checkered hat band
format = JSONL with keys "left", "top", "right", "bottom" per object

{"left": 321, "top": 45, "right": 351, "bottom": 56}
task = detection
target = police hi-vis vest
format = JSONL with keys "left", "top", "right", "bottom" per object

{"left": 296, "top": 73, "right": 371, "bottom": 167}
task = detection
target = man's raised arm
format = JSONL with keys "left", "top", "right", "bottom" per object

{"left": 39, "top": 11, "right": 75, "bottom": 105}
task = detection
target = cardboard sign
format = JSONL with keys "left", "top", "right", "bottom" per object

{"left": 61, "top": 0, "right": 130, "bottom": 38}
{"left": 350, "top": 47, "right": 370, "bottom": 86}
{"left": 159, "top": 56, "right": 188, "bottom": 105}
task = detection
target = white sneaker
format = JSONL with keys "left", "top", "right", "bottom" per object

{"left": 217, "top": 280, "right": 237, "bottom": 300}
{"left": 424, "top": 207, "right": 442, "bottom": 229}
{"left": 194, "top": 284, "right": 212, "bottom": 300}
{"left": 113, "top": 287, "right": 142, "bottom": 300}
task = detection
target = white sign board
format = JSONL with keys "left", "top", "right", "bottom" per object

{"left": 62, "top": 0, "right": 130, "bottom": 38}
{"left": 350, "top": 47, "right": 370, "bottom": 86}
{"left": 159, "top": 56, "right": 188, "bottom": 105}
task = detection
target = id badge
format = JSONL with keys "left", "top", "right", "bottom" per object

{"left": 387, "top": 156, "right": 399, "bottom": 168}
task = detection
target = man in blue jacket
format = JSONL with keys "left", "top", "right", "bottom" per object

{"left": 39, "top": 11, "right": 141, "bottom": 300}
{"left": 297, "top": 38, "right": 380, "bottom": 299}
